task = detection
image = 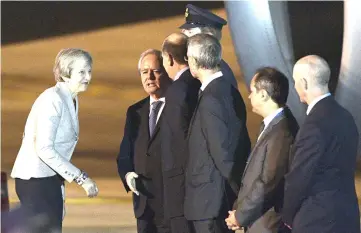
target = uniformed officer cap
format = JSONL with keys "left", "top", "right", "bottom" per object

{"left": 179, "top": 4, "right": 227, "bottom": 30}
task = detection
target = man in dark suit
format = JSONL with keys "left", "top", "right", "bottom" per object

{"left": 225, "top": 67, "right": 299, "bottom": 233}
{"left": 179, "top": 4, "right": 238, "bottom": 89}
{"left": 160, "top": 32, "right": 201, "bottom": 233}
{"left": 185, "top": 34, "right": 251, "bottom": 233}
{"left": 117, "top": 49, "right": 172, "bottom": 233}
{"left": 282, "top": 55, "right": 360, "bottom": 233}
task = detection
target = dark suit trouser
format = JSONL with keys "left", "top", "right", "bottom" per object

{"left": 189, "top": 187, "right": 235, "bottom": 233}
{"left": 137, "top": 203, "right": 170, "bottom": 233}
{"left": 15, "top": 175, "right": 63, "bottom": 232}
{"left": 169, "top": 216, "right": 191, "bottom": 233}
{"left": 189, "top": 218, "right": 233, "bottom": 233}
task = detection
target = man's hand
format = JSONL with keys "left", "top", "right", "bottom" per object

{"left": 125, "top": 172, "right": 139, "bottom": 196}
{"left": 81, "top": 177, "right": 99, "bottom": 198}
{"left": 225, "top": 210, "right": 242, "bottom": 231}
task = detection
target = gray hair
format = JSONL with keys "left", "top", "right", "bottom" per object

{"left": 138, "top": 49, "right": 163, "bottom": 71}
{"left": 199, "top": 26, "right": 222, "bottom": 41}
{"left": 53, "top": 48, "right": 92, "bottom": 82}
{"left": 295, "top": 55, "right": 330, "bottom": 89}
{"left": 187, "top": 34, "right": 222, "bottom": 70}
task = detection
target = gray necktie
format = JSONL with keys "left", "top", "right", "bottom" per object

{"left": 149, "top": 101, "right": 162, "bottom": 136}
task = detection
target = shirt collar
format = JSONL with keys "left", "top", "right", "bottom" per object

{"left": 150, "top": 96, "right": 165, "bottom": 106}
{"left": 306, "top": 93, "right": 331, "bottom": 115}
{"left": 200, "top": 71, "right": 223, "bottom": 91}
{"left": 263, "top": 107, "right": 284, "bottom": 129}
{"left": 174, "top": 67, "right": 189, "bottom": 81}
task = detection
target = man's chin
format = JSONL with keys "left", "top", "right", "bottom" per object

{"left": 146, "top": 88, "right": 160, "bottom": 95}
{"left": 251, "top": 108, "right": 259, "bottom": 116}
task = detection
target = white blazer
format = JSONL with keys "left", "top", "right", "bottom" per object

{"left": 11, "top": 82, "right": 81, "bottom": 183}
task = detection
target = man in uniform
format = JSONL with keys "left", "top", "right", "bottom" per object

{"left": 179, "top": 4, "right": 239, "bottom": 89}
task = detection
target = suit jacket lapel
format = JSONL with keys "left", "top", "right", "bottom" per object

{"left": 57, "top": 82, "right": 79, "bottom": 134}
{"left": 139, "top": 98, "right": 150, "bottom": 144}
{"left": 256, "top": 113, "right": 284, "bottom": 147}
{"left": 242, "top": 112, "right": 286, "bottom": 179}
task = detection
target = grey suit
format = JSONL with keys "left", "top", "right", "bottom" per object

{"left": 235, "top": 108, "right": 299, "bottom": 233}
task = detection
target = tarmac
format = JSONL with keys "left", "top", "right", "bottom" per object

{"left": 6, "top": 176, "right": 361, "bottom": 233}
{"left": 7, "top": 178, "right": 137, "bottom": 233}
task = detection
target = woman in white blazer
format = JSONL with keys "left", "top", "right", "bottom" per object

{"left": 11, "top": 48, "right": 99, "bottom": 232}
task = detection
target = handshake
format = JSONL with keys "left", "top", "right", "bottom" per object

{"left": 74, "top": 171, "right": 99, "bottom": 198}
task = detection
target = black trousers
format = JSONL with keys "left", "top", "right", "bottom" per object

{"left": 169, "top": 216, "right": 192, "bottom": 233}
{"left": 189, "top": 190, "right": 234, "bottom": 233}
{"left": 137, "top": 203, "right": 170, "bottom": 233}
{"left": 15, "top": 175, "right": 63, "bottom": 232}
{"left": 189, "top": 217, "right": 233, "bottom": 233}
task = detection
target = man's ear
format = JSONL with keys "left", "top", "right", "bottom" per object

{"left": 260, "top": 89, "right": 270, "bottom": 102}
{"left": 168, "top": 54, "right": 174, "bottom": 67}
{"left": 302, "top": 78, "right": 308, "bottom": 90}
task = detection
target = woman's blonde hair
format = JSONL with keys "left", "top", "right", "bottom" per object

{"left": 53, "top": 48, "right": 92, "bottom": 82}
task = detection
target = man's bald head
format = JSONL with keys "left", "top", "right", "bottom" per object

{"left": 165, "top": 32, "right": 188, "bottom": 43}
{"left": 293, "top": 55, "right": 330, "bottom": 104}
{"left": 294, "top": 55, "right": 330, "bottom": 89}
{"left": 162, "top": 32, "right": 188, "bottom": 65}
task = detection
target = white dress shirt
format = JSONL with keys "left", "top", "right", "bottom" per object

{"left": 258, "top": 107, "right": 284, "bottom": 141}
{"left": 149, "top": 96, "right": 165, "bottom": 124}
{"left": 200, "top": 71, "right": 223, "bottom": 91}
{"left": 306, "top": 93, "right": 331, "bottom": 115}
{"left": 174, "top": 67, "right": 189, "bottom": 81}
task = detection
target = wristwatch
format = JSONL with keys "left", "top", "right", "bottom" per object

{"left": 75, "top": 171, "right": 89, "bottom": 185}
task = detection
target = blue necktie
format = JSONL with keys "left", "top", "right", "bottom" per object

{"left": 149, "top": 101, "right": 162, "bottom": 136}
